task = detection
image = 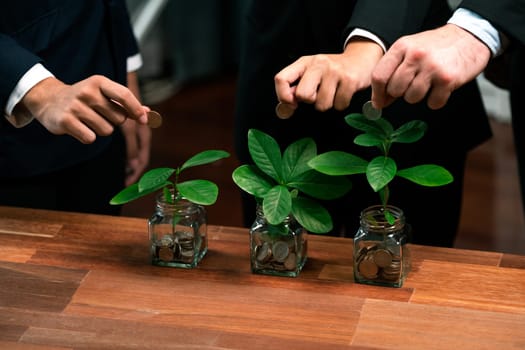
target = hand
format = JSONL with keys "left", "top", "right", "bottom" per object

{"left": 120, "top": 117, "right": 152, "bottom": 186}
{"left": 18, "top": 75, "right": 149, "bottom": 144}
{"left": 274, "top": 38, "right": 383, "bottom": 113}
{"left": 371, "top": 24, "right": 491, "bottom": 110}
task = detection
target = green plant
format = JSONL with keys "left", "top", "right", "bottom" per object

{"left": 308, "top": 113, "right": 453, "bottom": 224}
{"left": 232, "top": 129, "right": 352, "bottom": 234}
{"left": 110, "top": 150, "right": 230, "bottom": 206}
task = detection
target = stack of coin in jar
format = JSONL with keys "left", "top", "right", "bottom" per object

{"left": 154, "top": 231, "right": 200, "bottom": 264}
{"left": 252, "top": 231, "right": 305, "bottom": 272}
{"left": 355, "top": 241, "right": 402, "bottom": 283}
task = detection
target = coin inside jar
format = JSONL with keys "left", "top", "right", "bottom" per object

{"left": 362, "top": 101, "right": 382, "bottom": 120}
{"left": 373, "top": 248, "right": 393, "bottom": 268}
{"left": 147, "top": 110, "right": 163, "bottom": 128}
{"left": 358, "top": 255, "right": 379, "bottom": 279}
{"left": 158, "top": 246, "right": 174, "bottom": 262}
{"left": 275, "top": 102, "right": 295, "bottom": 119}
{"left": 272, "top": 240, "right": 290, "bottom": 262}
{"left": 256, "top": 242, "right": 272, "bottom": 263}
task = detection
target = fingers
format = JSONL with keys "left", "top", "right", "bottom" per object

{"left": 371, "top": 41, "right": 407, "bottom": 109}
{"left": 275, "top": 58, "right": 305, "bottom": 104}
{"left": 275, "top": 54, "right": 362, "bottom": 113}
{"left": 97, "top": 76, "right": 148, "bottom": 124}
{"left": 426, "top": 87, "right": 452, "bottom": 110}
{"left": 63, "top": 119, "right": 98, "bottom": 144}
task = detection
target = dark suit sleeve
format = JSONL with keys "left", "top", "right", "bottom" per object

{"left": 0, "top": 34, "right": 42, "bottom": 113}
{"left": 460, "top": 0, "right": 525, "bottom": 45}
{"left": 343, "top": 0, "right": 449, "bottom": 48}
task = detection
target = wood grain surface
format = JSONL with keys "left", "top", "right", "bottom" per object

{"left": 0, "top": 206, "right": 524, "bottom": 349}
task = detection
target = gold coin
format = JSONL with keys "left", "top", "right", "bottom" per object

{"left": 373, "top": 249, "right": 393, "bottom": 268}
{"left": 362, "top": 101, "right": 382, "bottom": 120}
{"left": 158, "top": 246, "right": 174, "bottom": 262}
{"left": 358, "top": 256, "right": 379, "bottom": 279}
{"left": 283, "top": 252, "right": 296, "bottom": 270}
{"left": 275, "top": 102, "right": 295, "bottom": 119}
{"left": 147, "top": 110, "right": 163, "bottom": 128}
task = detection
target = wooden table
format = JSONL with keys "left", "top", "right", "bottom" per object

{"left": 1, "top": 206, "right": 524, "bottom": 349}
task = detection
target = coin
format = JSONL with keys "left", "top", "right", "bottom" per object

{"left": 158, "top": 246, "right": 174, "bottom": 262}
{"left": 160, "top": 235, "right": 173, "bottom": 247}
{"left": 147, "top": 110, "right": 163, "bottom": 128}
{"left": 283, "top": 252, "right": 296, "bottom": 270}
{"left": 381, "top": 261, "right": 401, "bottom": 281}
{"left": 373, "top": 249, "right": 393, "bottom": 268}
{"left": 256, "top": 242, "right": 272, "bottom": 263}
{"left": 358, "top": 255, "right": 379, "bottom": 279}
{"left": 275, "top": 102, "right": 295, "bottom": 119}
{"left": 362, "top": 101, "right": 382, "bottom": 120}
{"left": 272, "top": 240, "right": 290, "bottom": 262}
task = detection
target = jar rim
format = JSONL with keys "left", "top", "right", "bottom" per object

{"left": 155, "top": 190, "right": 200, "bottom": 212}
{"left": 360, "top": 204, "right": 405, "bottom": 232}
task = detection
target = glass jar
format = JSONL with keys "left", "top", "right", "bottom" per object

{"left": 353, "top": 205, "right": 410, "bottom": 287}
{"left": 148, "top": 191, "right": 207, "bottom": 268}
{"left": 249, "top": 204, "right": 307, "bottom": 277}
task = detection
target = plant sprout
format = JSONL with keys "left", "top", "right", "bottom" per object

{"left": 110, "top": 150, "right": 230, "bottom": 206}
{"left": 308, "top": 113, "right": 453, "bottom": 224}
{"left": 232, "top": 129, "right": 352, "bottom": 234}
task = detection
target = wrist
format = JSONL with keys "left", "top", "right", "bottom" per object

{"left": 343, "top": 37, "right": 384, "bottom": 61}
{"left": 21, "top": 77, "right": 66, "bottom": 119}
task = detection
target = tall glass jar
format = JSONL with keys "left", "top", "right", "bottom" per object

{"left": 353, "top": 205, "right": 410, "bottom": 287}
{"left": 250, "top": 205, "right": 307, "bottom": 277}
{"left": 148, "top": 191, "right": 207, "bottom": 268}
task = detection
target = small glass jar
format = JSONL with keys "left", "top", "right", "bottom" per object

{"left": 353, "top": 205, "right": 410, "bottom": 287}
{"left": 249, "top": 204, "right": 307, "bottom": 277}
{"left": 148, "top": 191, "right": 207, "bottom": 268}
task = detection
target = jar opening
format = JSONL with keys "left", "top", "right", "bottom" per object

{"left": 155, "top": 190, "right": 200, "bottom": 213}
{"left": 360, "top": 205, "right": 405, "bottom": 232}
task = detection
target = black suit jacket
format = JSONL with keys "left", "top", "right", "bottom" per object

{"left": 234, "top": 0, "right": 492, "bottom": 245}
{"left": 462, "top": 0, "right": 525, "bottom": 211}
{"left": 0, "top": 0, "right": 138, "bottom": 177}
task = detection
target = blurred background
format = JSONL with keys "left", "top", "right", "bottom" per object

{"left": 122, "top": 0, "right": 525, "bottom": 255}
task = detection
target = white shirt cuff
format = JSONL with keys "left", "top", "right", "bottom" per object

{"left": 344, "top": 28, "right": 387, "bottom": 53}
{"left": 4, "top": 63, "right": 54, "bottom": 128}
{"left": 127, "top": 53, "right": 143, "bottom": 73}
{"left": 448, "top": 8, "right": 502, "bottom": 56}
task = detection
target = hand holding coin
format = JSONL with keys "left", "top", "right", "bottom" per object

{"left": 147, "top": 110, "right": 163, "bottom": 128}
{"left": 362, "top": 100, "right": 382, "bottom": 120}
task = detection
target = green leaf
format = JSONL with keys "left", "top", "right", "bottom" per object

{"left": 232, "top": 164, "right": 274, "bottom": 198}
{"left": 344, "top": 113, "right": 393, "bottom": 137}
{"left": 282, "top": 137, "right": 317, "bottom": 181}
{"left": 354, "top": 133, "right": 384, "bottom": 147}
{"left": 308, "top": 151, "right": 368, "bottom": 176}
{"left": 262, "top": 185, "right": 292, "bottom": 225}
{"left": 391, "top": 120, "right": 427, "bottom": 144}
{"left": 291, "top": 197, "right": 333, "bottom": 234}
{"left": 109, "top": 183, "right": 160, "bottom": 205}
{"left": 176, "top": 179, "right": 219, "bottom": 205}
{"left": 366, "top": 156, "right": 397, "bottom": 192}
{"left": 248, "top": 129, "right": 283, "bottom": 181}
{"left": 138, "top": 168, "right": 175, "bottom": 192}
{"left": 180, "top": 150, "right": 230, "bottom": 171}
{"left": 288, "top": 170, "right": 352, "bottom": 200}
{"left": 397, "top": 165, "right": 454, "bottom": 187}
